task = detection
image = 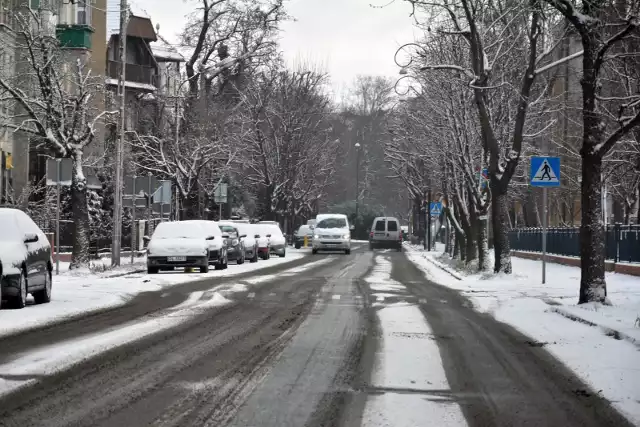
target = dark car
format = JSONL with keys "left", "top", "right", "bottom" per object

{"left": 294, "top": 224, "right": 314, "bottom": 249}
{"left": 0, "top": 208, "right": 53, "bottom": 309}
{"left": 219, "top": 224, "right": 246, "bottom": 264}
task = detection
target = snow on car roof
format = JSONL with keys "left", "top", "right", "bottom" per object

{"left": 152, "top": 221, "right": 207, "bottom": 239}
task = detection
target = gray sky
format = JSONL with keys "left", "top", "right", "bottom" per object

{"left": 130, "top": 0, "right": 418, "bottom": 96}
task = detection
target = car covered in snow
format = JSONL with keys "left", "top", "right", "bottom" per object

{"left": 180, "top": 220, "right": 228, "bottom": 270}
{"left": 219, "top": 222, "right": 259, "bottom": 263}
{"left": 218, "top": 223, "right": 247, "bottom": 264}
{"left": 248, "top": 224, "right": 271, "bottom": 260}
{"left": 0, "top": 208, "right": 53, "bottom": 309}
{"left": 146, "top": 221, "right": 214, "bottom": 274}
{"left": 258, "top": 223, "right": 286, "bottom": 257}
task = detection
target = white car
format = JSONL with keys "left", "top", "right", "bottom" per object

{"left": 221, "top": 222, "right": 259, "bottom": 263}
{"left": 181, "top": 220, "right": 228, "bottom": 270}
{"left": 259, "top": 223, "right": 286, "bottom": 257}
{"left": 312, "top": 214, "right": 351, "bottom": 255}
{"left": 146, "top": 221, "right": 211, "bottom": 274}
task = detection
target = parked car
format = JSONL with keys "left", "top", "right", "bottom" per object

{"left": 147, "top": 221, "right": 212, "bottom": 274}
{"left": 369, "top": 217, "right": 403, "bottom": 251}
{"left": 218, "top": 223, "right": 246, "bottom": 264}
{"left": 259, "top": 223, "right": 286, "bottom": 257}
{"left": 0, "top": 208, "right": 53, "bottom": 309}
{"left": 249, "top": 224, "right": 271, "bottom": 260}
{"left": 222, "top": 222, "right": 259, "bottom": 263}
{"left": 180, "top": 220, "right": 228, "bottom": 270}
{"left": 294, "top": 225, "right": 314, "bottom": 249}
{"left": 312, "top": 214, "right": 351, "bottom": 255}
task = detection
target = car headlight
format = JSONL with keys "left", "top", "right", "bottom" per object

{"left": 314, "top": 234, "right": 319, "bottom": 239}
{"left": 232, "top": 239, "right": 239, "bottom": 246}
{"left": 343, "top": 234, "right": 350, "bottom": 240}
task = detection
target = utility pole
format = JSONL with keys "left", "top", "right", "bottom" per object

{"left": 354, "top": 142, "right": 361, "bottom": 238}
{"left": 174, "top": 98, "right": 180, "bottom": 221}
{"left": 111, "top": 0, "right": 128, "bottom": 266}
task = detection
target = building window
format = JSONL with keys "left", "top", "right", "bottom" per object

{"left": 0, "top": 0, "right": 17, "bottom": 27}
{"left": 76, "top": 0, "right": 90, "bottom": 25}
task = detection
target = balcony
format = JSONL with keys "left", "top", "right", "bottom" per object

{"left": 107, "top": 60, "right": 157, "bottom": 89}
{"left": 56, "top": 25, "right": 94, "bottom": 49}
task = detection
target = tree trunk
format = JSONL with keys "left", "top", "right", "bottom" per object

{"left": 477, "top": 214, "right": 490, "bottom": 272}
{"left": 69, "top": 154, "right": 90, "bottom": 269}
{"left": 579, "top": 153, "right": 607, "bottom": 303}
{"left": 491, "top": 179, "right": 512, "bottom": 273}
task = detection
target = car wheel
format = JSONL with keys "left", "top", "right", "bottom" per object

{"left": 278, "top": 249, "right": 286, "bottom": 258}
{"left": 312, "top": 248, "right": 318, "bottom": 255}
{"left": 237, "top": 251, "right": 245, "bottom": 264}
{"left": 148, "top": 267, "right": 159, "bottom": 274}
{"left": 251, "top": 249, "right": 259, "bottom": 263}
{"left": 11, "top": 269, "right": 27, "bottom": 309}
{"left": 33, "top": 269, "right": 52, "bottom": 304}
{"left": 397, "top": 245, "right": 403, "bottom": 252}
{"left": 295, "top": 243, "right": 301, "bottom": 249}
{"left": 345, "top": 249, "right": 351, "bottom": 255}
{"left": 223, "top": 256, "right": 229, "bottom": 269}
{"left": 200, "top": 264, "right": 209, "bottom": 273}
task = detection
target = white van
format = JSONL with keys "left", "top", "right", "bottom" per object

{"left": 312, "top": 214, "right": 351, "bottom": 255}
{"left": 369, "top": 217, "right": 402, "bottom": 251}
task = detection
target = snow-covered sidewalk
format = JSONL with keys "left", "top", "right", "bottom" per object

{"left": 0, "top": 250, "right": 311, "bottom": 338}
{"left": 405, "top": 244, "right": 640, "bottom": 425}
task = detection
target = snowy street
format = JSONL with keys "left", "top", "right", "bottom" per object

{"left": 0, "top": 245, "right": 634, "bottom": 427}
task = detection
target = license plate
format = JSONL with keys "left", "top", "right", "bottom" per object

{"left": 168, "top": 256, "right": 186, "bottom": 262}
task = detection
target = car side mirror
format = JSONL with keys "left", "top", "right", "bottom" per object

{"left": 221, "top": 234, "right": 229, "bottom": 239}
{"left": 349, "top": 225, "right": 355, "bottom": 230}
{"left": 206, "top": 236, "right": 215, "bottom": 240}
{"left": 266, "top": 234, "right": 272, "bottom": 238}
{"left": 254, "top": 234, "right": 260, "bottom": 238}
{"left": 240, "top": 234, "right": 247, "bottom": 239}
{"left": 24, "top": 233, "right": 39, "bottom": 244}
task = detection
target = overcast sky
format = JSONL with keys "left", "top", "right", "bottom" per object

{"left": 129, "top": 0, "right": 419, "bottom": 97}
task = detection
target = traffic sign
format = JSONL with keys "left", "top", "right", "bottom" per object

{"left": 530, "top": 157, "right": 560, "bottom": 187}
{"left": 214, "top": 183, "right": 228, "bottom": 204}
{"left": 429, "top": 202, "right": 442, "bottom": 217}
{"left": 479, "top": 167, "right": 489, "bottom": 189}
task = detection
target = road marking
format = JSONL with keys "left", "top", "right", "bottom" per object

{"left": 332, "top": 294, "right": 341, "bottom": 300}
{"left": 247, "top": 292, "right": 256, "bottom": 299}
{"left": 173, "top": 291, "right": 204, "bottom": 310}
{"left": 269, "top": 292, "right": 276, "bottom": 297}
{"left": 419, "top": 298, "right": 427, "bottom": 304}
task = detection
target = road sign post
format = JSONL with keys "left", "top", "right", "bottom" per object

{"left": 428, "top": 201, "right": 441, "bottom": 251}
{"left": 131, "top": 175, "right": 136, "bottom": 265}
{"left": 530, "top": 156, "right": 561, "bottom": 284}
{"left": 214, "top": 183, "right": 228, "bottom": 221}
{"left": 55, "top": 159, "right": 61, "bottom": 275}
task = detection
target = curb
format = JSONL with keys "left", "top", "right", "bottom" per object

{"left": 403, "top": 244, "right": 463, "bottom": 281}
{"left": 548, "top": 305, "right": 640, "bottom": 349}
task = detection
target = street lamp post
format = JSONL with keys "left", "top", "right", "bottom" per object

{"left": 354, "top": 142, "right": 361, "bottom": 238}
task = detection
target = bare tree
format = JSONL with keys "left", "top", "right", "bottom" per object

{"left": 541, "top": 0, "right": 640, "bottom": 303}
{"left": 0, "top": 9, "right": 111, "bottom": 268}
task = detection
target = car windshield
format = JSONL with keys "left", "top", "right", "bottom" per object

{"left": 316, "top": 218, "right": 346, "bottom": 229}
{"left": 0, "top": 212, "right": 21, "bottom": 241}
{"left": 220, "top": 225, "right": 238, "bottom": 236}
{"left": 152, "top": 222, "right": 204, "bottom": 239}
{"left": 263, "top": 224, "right": 283, "bottom": 236}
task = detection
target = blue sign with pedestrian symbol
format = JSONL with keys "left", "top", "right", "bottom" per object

{"left": 429, "top": 202, "right": 442, "bottom": 217}
{"left": 530, "top": 157, "right": 560, "bottom": 187}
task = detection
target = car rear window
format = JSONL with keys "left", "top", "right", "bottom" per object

{"left": 374, "top": 220, "right": 386, "bottom": 231}
{"left": 387, "top": 221, "right": 398, "bottom": 231}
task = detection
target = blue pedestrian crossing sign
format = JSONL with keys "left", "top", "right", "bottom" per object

{"left": 530, "top": 156, "right": 560, "bottom": 187}
{"left": 430, "top": 202, "right": 442, "bottom": 217}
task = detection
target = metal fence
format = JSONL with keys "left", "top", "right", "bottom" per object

{"left": 509, "top": 225, "right": 640, "bottom": 264}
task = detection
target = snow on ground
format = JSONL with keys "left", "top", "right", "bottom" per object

{"left": 404, "top": 243, "right": 640, "bottom": 425}
{"left": 362, "top": 253, "right": 467, "bottom": 427}
{"left": 0, "top": 249, "right": 310, "bottom": 338}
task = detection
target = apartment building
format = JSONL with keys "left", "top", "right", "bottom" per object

{"left": 0, "top": 0, "right": 106, "bottom": 205}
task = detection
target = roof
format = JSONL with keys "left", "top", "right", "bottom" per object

{"left": 126, "top": 15, "right": 157, "bottom": 41}
{"left": 151, "top": 43, "right": 185, "bottom": 62}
